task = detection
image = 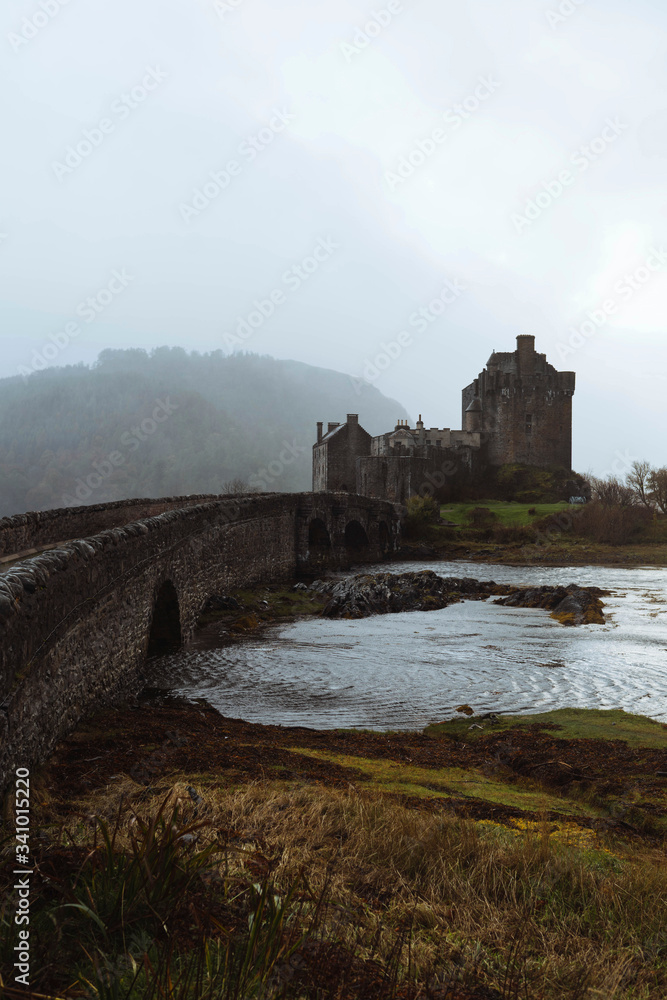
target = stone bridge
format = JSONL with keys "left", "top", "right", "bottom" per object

{"left": 0, "top": 492, "right": 403, "bottom": 790}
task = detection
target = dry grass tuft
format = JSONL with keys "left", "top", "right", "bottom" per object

{"left": 24, "top": 775, "right": 664, "bottom": 999}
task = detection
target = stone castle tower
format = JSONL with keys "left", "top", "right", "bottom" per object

{"left": 313, "top": 336, "right": 575, "bottom": 502}
{"left": 461, "top": 335, "right": 575, "bottom": 469}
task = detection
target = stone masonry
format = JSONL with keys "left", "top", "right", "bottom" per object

{"left": 314, "top": 336, "right": 575, "bottom": 502}
{"left": 0, "top": 492, "right": 401, "bottom": 792}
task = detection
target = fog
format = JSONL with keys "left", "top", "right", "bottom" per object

{"left": 2, "top": 0, "right": 667, "bottom": 475}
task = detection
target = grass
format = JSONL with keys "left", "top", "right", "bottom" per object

{"left": 6, "top": 774, "right": 666, "bottom": 999}
{"left": 197, "top": 583, "right": 328, "bottom": 629}
{"left": 400, "top": 501, "right": 667, "bottom": 565}
{"left": 285, "top": 747, "right": 608, "bottom": 818}
{"left": 425, "top": 708, "right": 667, "bottom": 749}
{"left": 4, "top": 703, "right": 666, "bottom": 998}
{"left": 440, "top": 501, "right": 571, "bottom": 527}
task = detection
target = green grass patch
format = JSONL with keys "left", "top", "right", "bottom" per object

{"left": 440, "top": 500, "right": 571, "bottom": 527}
{"left": 286, "top": 748, "right": 604, "bottom": 819}
{"left": 234, "top": 585, "right": 325, "bottom": 617}
{"left": 198, "top": 583, "right": 327, "bottom": 627}
{"left": 425, "top": 708, "right": 667, "bottom": 749}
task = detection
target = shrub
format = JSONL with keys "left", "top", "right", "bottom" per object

{"left": 492, "top": 525, "right": 535, "bottom": 545}
{"left": 493, "top": 464, "right": 589, "bottom": 503}
{"left": 572, "top": 502, "right": 652, "bottom": 545}
{"left": 404, "top": 495, "right": 440, "bottom": 539}
{"left": 465, "top": 506, "right": 498, "bottom": 529}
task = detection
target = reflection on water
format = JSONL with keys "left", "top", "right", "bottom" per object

{"left": 147, "top": 561, "right": 667, "bottom": 730}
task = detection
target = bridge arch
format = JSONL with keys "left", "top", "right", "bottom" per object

{"left": 147, "top": 579, "right": 182, "bottom": 656}
{"left": 344, "top": 520, "right": 371, "bottom": 561}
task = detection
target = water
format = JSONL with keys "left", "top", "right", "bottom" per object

{"left": 147, "top": 561, "right": 667, "bottom": 730}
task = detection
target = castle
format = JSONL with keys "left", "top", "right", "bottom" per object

{"left": 313, "top": 335, "right": 576, "bottom": 503}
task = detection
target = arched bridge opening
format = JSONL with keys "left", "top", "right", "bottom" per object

{"left": 147, "top": 580, "right": 182, "bottom": 657}
{"left": 344, "top": 520, "right": 371, "bottom": 563}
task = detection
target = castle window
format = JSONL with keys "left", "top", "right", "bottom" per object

{"left": 525, "top": 413, "right": 533, "bottom": 435}
{"left": 436, "top": 440, "right": 441, "bottom": 447}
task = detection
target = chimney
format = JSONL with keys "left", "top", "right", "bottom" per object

{"left": 347, "top": 413, "right": 358, "bottom": 425}
{"left": 516, "top": 335, "right": 536, "bottom": 374}
{"left": 317, "top": 421, "right": 323, "bottom": 443}
{"left": 327, "top": 422, "right": 340, "bottom": 434}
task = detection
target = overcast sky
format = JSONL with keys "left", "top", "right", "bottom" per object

{"left": 2, "top": 0, "right": 666, "bottom": 475}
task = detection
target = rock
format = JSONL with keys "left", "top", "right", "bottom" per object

{"left": 551, "top": 590, "right": 605, "bottom": 625}
{"left": 203, "top": 595, "right": 241, "bottom": 612}
{"left": 319, "top": 571, "right": 606, "bottom": 624}
{"left": 321, "top": 570, "right": 497, "bottom": 619}
{"left": 187, "top": 785, "right": 204, "bottom": 805}
{"left": 456, "top": 705, "right": 474, "bottom": 716}
{"left": 494, "top": 583, "right": 606, "bottom": 625}
{"left": 293, "top": 582, "right": 308, "bottom": 591}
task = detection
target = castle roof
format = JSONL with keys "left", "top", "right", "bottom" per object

{"left": 321, "top": 424, "right": 345, "bottom": 441}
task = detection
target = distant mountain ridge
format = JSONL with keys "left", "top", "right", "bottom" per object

{"left": 0, "top": 348, "right": 410, "bottom": 516}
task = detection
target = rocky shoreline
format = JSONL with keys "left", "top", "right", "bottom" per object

{"left": 313, "top": 570, "right": 606, "bottom": 626}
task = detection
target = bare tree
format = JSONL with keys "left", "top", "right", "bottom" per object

{"left": 220, "top": 478, "right": 251, "bottom": 495}
{"left": 589, "top": 475, "right": 636, "bottom": 508}
{"left": 627, "top": 460, "right": 654, "bottom": 508}
{"left": 648, "top": 468, "right": 667, "bottom": 514}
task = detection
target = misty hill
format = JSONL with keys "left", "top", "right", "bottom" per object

{"left": 0, "top": 348, "right": 410, "bottom": 517}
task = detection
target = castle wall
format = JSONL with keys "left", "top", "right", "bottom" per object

{"left": 357, "top": 446, "right": 486, "bottom": 504}
{"left": 463, "top": 337, "right": 575, "bottom": 469}
{"left": 313, "top": 444, "right": 328, "bottom": 491}
{"left": 313, "top": 416, "right": 371, "bottom": 492}
{"left": 316, "top": 336, "right": 575, "bottom": 502}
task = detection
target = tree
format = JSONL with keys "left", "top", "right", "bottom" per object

{"left": 648, "top": 468, "right": 667, "bottom": 514}
{"left": 627, "top": 460, "right": 654, "bottom": 508}
{"left": 221, "top": 478, "right": 251, "bottom": 494}
{"left": 589, "top": 475, "right": 636, "bottom": 508}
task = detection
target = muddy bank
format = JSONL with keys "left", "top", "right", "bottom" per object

{"left": 316, "top": 570, "right": 606, "bottom": 625}
{"left": 393, "top": 537, "right": 667, "bottom": 567}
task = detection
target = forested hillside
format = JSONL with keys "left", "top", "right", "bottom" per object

{"left": 0, "top": 348, "right": 409, "bottom": 517}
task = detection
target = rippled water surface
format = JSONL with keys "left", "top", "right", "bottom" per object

{"left": 148, "top": 561, "right": 667, "bottom": 730}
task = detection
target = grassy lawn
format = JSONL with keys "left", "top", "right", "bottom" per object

{"left": 440, "top": 499, "right": 571, "bottom": 526}
{"left": 425, "top": 707, "right": 667, "bottom": 749}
